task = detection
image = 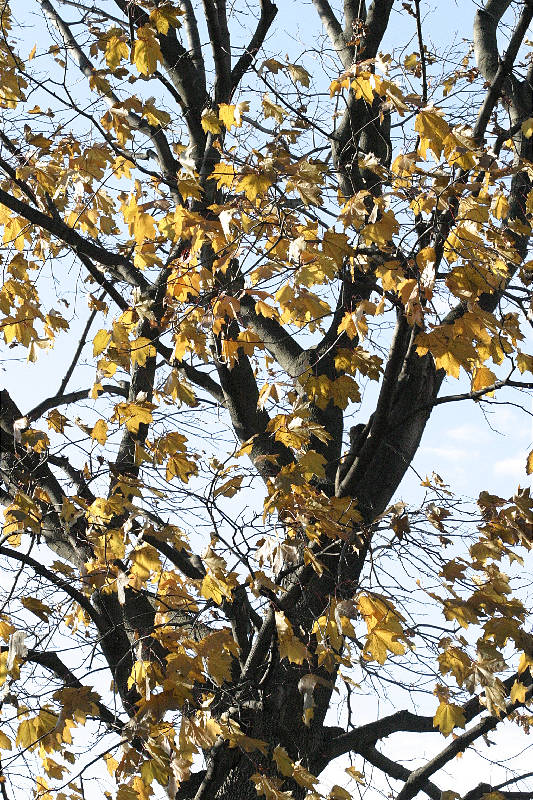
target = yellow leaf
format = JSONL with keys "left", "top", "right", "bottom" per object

{"left": 292, "top": 763, "right": 319, "bottom": 789}
{"left": 521, "top": 118, "right": 533, "bottom": 138}
{"left": 166, "top": 453, "right": 198, "bottom": 483}
{"left": 329, "top": 787, "right": 352, "bottom": 800}
{"left": 261, "top": 58, "right": 284, "bottom": 74}
{"left": 47, "top": 409, "right": 69, "bottom": 434}
{"left": 351, "top": 74, "right": 376, "bottom": 103}
{"left": 287, "top": 63, "right": 310, "bottom": 86}
{"left": 491, "top": 193, "right": 509, "bottom": 220}
{"left": 526, "top": 450, "right": 533, "bottom": 476}
{"left": 28, "top": 44, "right": 37, "bottom": 61}
{"left": 358, "top": 594, "right": 406, "bottom": 664}
{"left": 262, "top": 93, "right": 285, "bottom": 122}
{"left": 433, "top": 701, "right": 465, "bottom": 736}
{"left": 36, "top": 776, "right": 53, "bottom": 800}
{"left": 130, "top": 544, "right": 161, "bottom": 582}
{"left": 133, "top": 26, "right": 162, "bottom": 76}
{"left": 164, "top": 371, "right": 197, "bottom": 406}
{"left": 298, "top": 450, "right": 327, "bottom": 482}
{"left": 142, "top": 101, "right": 171, "bottom": 128}
{"left": 0, "top": 731, "right": 11, "bottom": 750}
{"left": 104, "top": 753, "right": 118, "bottom": 776}
{"left": 275, "top": 611, "right": 309, "bottom": 664}
{"left": 21, "top": 429, "right": 50, "bottom": 453}
{"left": 111, "top": 402, "right": 153, "bottom": 434}
{"left": 150, "top": 3, "right": 182, "bottom": 34}
{"left": 510, "top": 679, "right": 527, "bottom": 704}
{"left": 363, "top": 624, "right": 406, "bottom": 664}
{"left": 219, "top": 103, "right": 240, "bottom": 130}
{"left": 273, "top": 745, "right": 293, "bottom": 777}
{"left": 251, "top": 773, "right": 294, "bottom": 800}
{"left": 201, "top": 109, "right": 222, "bottom": 134}
{"left": 105, "top": 36, "right": 129, "bottom": 71}
{"left": 471, "top": 366, "right": 496, "bottom": 393}
{"left": 236, "top": 172, "right": 273, "bottom": 201}
{"left": 130, "top": 336, "right": 156, "bottom": 367}
{"left": 90, "top": 419, "right": 108, "bottom": 445}
{"left": 255, "top": 300, "right": 279, "bottom": 319}
{"left": 214, "top": 475, "right": 244, "bottom": 498}
{"left": 200, "top": 573, "right": 234, "bottom": 604}
{"left": 21, "top": 596, "right": 52, "bottom": 621}
{"left": 93, "top": 328, "right": 110, "bottom": 356}
{"left": 345, "top": 766, "right": 365, "bottom": 784}
{"left": 362, "top": 209, "right": 399, "bottom": 246}
{"left": 415, "top": 108, "right": 450, "bottom": 159}
{"left": 0, "top": 621, "right": 15, "bottom": 642}
{"left": 438, "top": 647, "right": 472, "bottom": 686}
{"left": 125, "top": 199, "right": 156, "bottom": 243}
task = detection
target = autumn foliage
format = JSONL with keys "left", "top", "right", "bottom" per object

{"left": 0, "top": 1, "right": 532, "bottom": 799}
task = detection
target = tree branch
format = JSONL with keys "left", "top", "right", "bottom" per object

{"left": 311, "top": 0, "right": 354, "bottom": 68}
{"left": 322, "top": 669, "right": 531, "bottom": 762}
{"left": 179, "top": 0, "right": 206, "bottom": 94}
{"left": 0, "top": 545, "right": 100, "bottom": 623}
{"left": 0, "top": 187, "right": 147, "bottom": 288}
{"left": 142, "top": 532, "right": 206, "bottom": 581}
{"left": 0, "top": 389, "right": 94, "bottom": 564}
{"left": 110, "top": 0, "right": 207, "bottom": 156}
{"left": 230, "top": 0, "right": 278, "bottom": 94}
{"left": 202, "top": 0, "right": 232, "bottom": 103}
{"left": 396, "top": 683, "right": 533, "bottom": 800}
{"left": 343, "top": 0, "right": 365, "bottom": 42}
{"left": 27, "top": 385, "right": 128, "bottom": 424}
{"left": 473, "top": 0, "right": 533, "bottom": 142}
{"left": 359, "top": 0, "right": 395, "bottom": 61}
{"left": 23, "top": 649, "right": 123, "bottom": 732}
{"left": 359, "top": 744, "right": 442, "bottom": 800}
{"left": 38, "top": 0, "right": 181, "bottom": 196}
{"left": 337, "top": 313, "right": 410, "bottom": 499}
{"left": 238, "top": 294, "right": 304, "bottom": 377}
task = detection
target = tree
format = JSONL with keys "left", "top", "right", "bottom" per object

{"left": 0, "top": 0, "right": 532, "bottom": 798}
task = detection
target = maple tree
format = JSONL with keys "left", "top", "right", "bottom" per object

{"left": 0, "top": 0, "right": 532, "bottom": 798}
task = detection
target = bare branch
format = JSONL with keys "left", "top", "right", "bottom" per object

{"left": 230, "top": 0, "right": 278, "bottom": 94}
{"left": 238, "top": 294, "right": 304, "bottom": 377}
{"left": 395, "top": 684, "right": 533, "bottom": 800}
{"left": 360, "top": 744, "right": 442, "bottom": 800}
{"left": 321, "top": 669, "right": 532, "bottom": 763}
{"left": 311, "top": 0, "right": 354, "bottom": 68}
{"left": 37, "top": 0, "right": 181, "bottom": 195}
{"left": 179, "top": 0, "right": 206, "bottom": 92}
{"left": 0, "top": 545, "right": 100, "bottom": 623}
{"left": 56, "top": 304, "right": 100, "bottom": 397}
{"left": 414, "top": 0, "right": 427, "bottom": 105}
{"left": 202, "top": 0, "right": 232, "bottom": 102}
{"left": 0, "top": 186, "right": 147, "bottom": 286}
{"left": 22, "top": 649, "right": 123, "bottom": 732}
{"left": 26, "top": 385, "right": 129, "bottom": 424}
{"left": 473, "top": 0, "right": 533, "bottom": 141}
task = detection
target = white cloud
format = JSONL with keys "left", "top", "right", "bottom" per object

{"left": 447, "top": 423, "right": 489, "bottom": 444}
{"left": 492, "top": 455, "right": 527, "bottom": 481}
{"left": 421, "top": 444, "right": 478, "bottom": 462}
